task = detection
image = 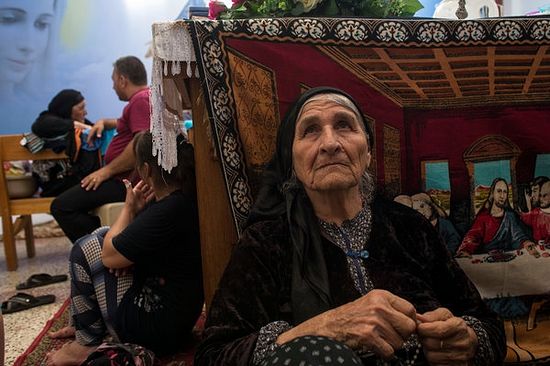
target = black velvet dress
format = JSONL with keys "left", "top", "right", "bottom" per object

{"left": 195, "top": 198, "right": 506, "bottom": 365}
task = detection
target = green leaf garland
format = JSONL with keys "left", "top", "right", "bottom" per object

{"left": 212, "top": 0, "right": 424, "bottom": 19}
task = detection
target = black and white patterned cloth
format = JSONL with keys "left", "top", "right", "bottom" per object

{"left": 70, "top": 227, "right": 133, "bottom": 346}
{"left": 261, "top": 336, "right": 362, "bottom": 366}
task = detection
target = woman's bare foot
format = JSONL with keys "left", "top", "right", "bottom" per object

{"left": 45, "top": 341, "right": 95, "bottom": 366}
{"left": 48, "top": 326, "right": 75, "bottom": 339}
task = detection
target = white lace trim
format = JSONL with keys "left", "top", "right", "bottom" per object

{"left": 150, "top": 21, "right": 198, "bottom": 172}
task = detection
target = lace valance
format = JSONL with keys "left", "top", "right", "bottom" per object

{"left": 150, "top": 20, "right": 199, "bottom": 172}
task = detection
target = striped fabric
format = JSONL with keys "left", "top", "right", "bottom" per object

{"left": 69, "top": 227, "right": 133, "bottom": 346}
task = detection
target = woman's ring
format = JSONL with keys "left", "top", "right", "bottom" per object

{"left": 440, "top": 340, "right": 444, "bottom": 349}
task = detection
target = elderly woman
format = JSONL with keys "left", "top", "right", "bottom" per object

{"left": 31, "top": 89, "right": 101, "bottom": 196}
{"left": 195, "top": 87, "right": 505, "bottom": 365}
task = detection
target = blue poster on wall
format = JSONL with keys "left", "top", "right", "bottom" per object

{"left": 0, "top": 0, "right": 205, "bottom": 135}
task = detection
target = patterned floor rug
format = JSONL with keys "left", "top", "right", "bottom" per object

{"left": 16, "top": 220, "right": 65, "bottom": 239}
{"left": 0, "top": 219, "right": 65, "bottom": 241}
{"left": 13, "top": 299, "right": 71, "bottom": 366}
{"left": 14, "top": 299, "right": 204, "bottom": 366}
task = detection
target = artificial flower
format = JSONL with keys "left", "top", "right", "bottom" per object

{"left": 208, "top": 1, "right": 228, "bottom": 19}
{"left": 215, "top": 0, "right": 423, "bottom": 19}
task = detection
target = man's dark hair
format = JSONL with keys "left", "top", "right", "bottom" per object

{"left": 114, "top": 56, "right": 147, "bottom": 86}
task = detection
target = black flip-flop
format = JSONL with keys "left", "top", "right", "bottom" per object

{"left": 15, "top": 273, "right": 68, "bottom": 290}
{"left": 1, "top": 292, "right": 56, "bottom": 314}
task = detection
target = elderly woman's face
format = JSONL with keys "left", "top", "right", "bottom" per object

{"left": 71, "top": 100, "right": 87, "bottom": 122}
{"left": 0, "top": 0, "right": 54, "bottom": 85}
{"left": 292, "top": 98, "right": 371, "bottom": 193}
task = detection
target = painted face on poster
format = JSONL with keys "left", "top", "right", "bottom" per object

{"left": 0, "top": 0, "right": 55, "bottom": 98}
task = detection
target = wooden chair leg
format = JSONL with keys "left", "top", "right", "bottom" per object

{"left": 23, "top": 215, "right": 35, "bottom": 258}
{"left": 1, "top": 214, "right": 18, "bottom": 271}
{"left": 12, "top": 216, "right": 24, "bottom": 233}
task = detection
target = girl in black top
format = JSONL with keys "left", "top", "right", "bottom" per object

{"left": 46, "top": 131, "right": 203, "bottom": 366}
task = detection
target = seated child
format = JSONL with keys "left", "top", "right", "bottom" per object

{"left": 46, "top": 131, "right": 204, "bottom": 366}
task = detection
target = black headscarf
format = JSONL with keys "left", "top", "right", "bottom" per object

{"left": 32, "top": 89, "right": 86, "bottom": 150}
{"left": 47, "top": 89, "right": 84, "bottom": 119}
{"left": 247, "top": 87, "right": 373, "bottom": 323}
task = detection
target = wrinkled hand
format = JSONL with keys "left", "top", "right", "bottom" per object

{"left": 123, "top": 180, "right": 155, "bottom": 217}
{"left": 87, "top": 119, "right": 105, "bottom": 144}
{"left": 282, "top": 290, "right": 417, "bottom": 360}
{"left": 81, "top": 168, "right": 110, "bottom": 191}
{"left": 417, "top": 308, "right": 477, "bottom": 365}
{"left": 326, "top": 290, "right": 417, "bottom": 359}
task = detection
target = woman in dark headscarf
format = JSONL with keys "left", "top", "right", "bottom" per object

{"left": 31, "top": 89, "right": 100, "bottom": 196}
{"left": 32, "top": 89, "right": 90, "bottom": 140}
{"left": 195, "top": 87, "right": 505, "bottom": 366}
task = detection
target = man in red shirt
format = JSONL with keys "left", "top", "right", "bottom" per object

{"left": 51, "top": 56, "right": 150, "bottom": 242}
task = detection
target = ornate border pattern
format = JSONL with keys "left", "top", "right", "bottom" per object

{"left": 189, "top": 16, "right": 550, "bottom": 234}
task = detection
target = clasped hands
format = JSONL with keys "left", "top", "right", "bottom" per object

{"left": 278, "top": 289, "right": 478, "bottom": 365}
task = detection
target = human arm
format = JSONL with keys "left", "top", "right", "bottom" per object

{"left": 416, "top": 308, "right": 478, "bottom": 365}
{"left": 73, "top": 121, "right": 90, "bottom": 130}
{"left": 87, "top": 118, "right": 117, "bottom": 144}
{"left": 102, "top": 180, "right": 155, "bottom": 268}
{"left": 103, "top": 190, "right": 195, "bottom": 274}
{"left": 81, "top": 137, "right": 137, "bottom": 191}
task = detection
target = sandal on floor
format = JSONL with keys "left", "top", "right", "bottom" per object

{"left": 16, "top": 273, "right": 68, "bottom": 290}
{"left": 1, "top": 292, "right": 56, "bottom": 314}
